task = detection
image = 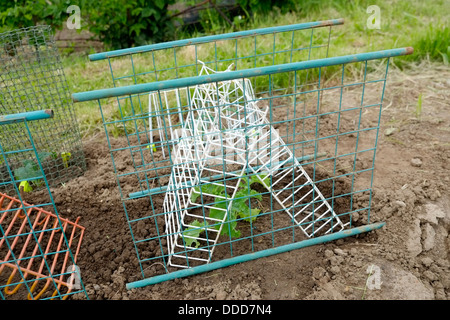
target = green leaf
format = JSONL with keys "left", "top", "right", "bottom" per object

{"left": 238, "top": 174, "right": 268, "bottom": 191}
{"left": 182, "top": 220, "right": 207, "bottom": 248}
{"left": 37, "top": 151, "right": 52, "bottom": 162}
{"left": 14, "top": 162, "right": 40, "bottom": 181}
{"left": 231, "top": 197, "right": 260, "bottom": 222}
{"left": 213, "top": 184, "right": 227, "bottom": 196}
{"left": 154, "top": 0, "right": 165, "bottom": 10}
{"left": 259, "top": 173, "right": 271, "bottom": 186}
{"left": 189, "top": 172, "right": 270, "bottom": 239}
{"left": 191, "top": 183, "right": 227, "bottom": 203}
{"left": 247, "top": 208, "right": 261, "bottom": 222}
{"left": 61, "top": 152, "right": 71, "bottom": 168}
{"left": 235, "top": 187, "right": 262, "bottom": 203}
{"left": 141, "top": 7, "right": 156, "bottom": 18}
{"left": 210, "top": 201, "right": 240, "bottom": 238}
{"left": 191, "top": 186, "right": 201, "bottom": 203}
{"left": 19, "top": 180, "right": 33, "bottom": 193}
{"left": 129, "top": 23, "right": 144, "bottom": 37}
{"left": 21, "top": 159, "right": 36, "bottom": 168}
{"left": 206, "top": 183, "right": 226, "bottom": 196}
{"left": 209, "top": 200, "right": 227, "bottom": 222}
{"left": 250, "top": 173, "right": 270, "bottom": 186}
{"left": 221, "top": 217, "right": 240, "bottom": 238}
{"left": 249, "top": 189, "right": 262, "bottom": 201}
{"left": 231, "top": 195, "right": 247, "bottom": 210}
{"left": 131, "top": 7, "right": 143, "bottom": 16}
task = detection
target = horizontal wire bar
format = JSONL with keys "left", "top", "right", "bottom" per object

{"left": 0, "top": 109, "right": 54, "bottom": 126}
{"left": 127, "top": 222, "right": 385, "bottom": 288}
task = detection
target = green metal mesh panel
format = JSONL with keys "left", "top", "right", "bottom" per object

{"left": 93, "top": 58, "right": 389, "bottom": 277}
{"left": 0, "top": 25, "right": 86, "bottom": 192}
{"left": 73, "top": 20, "right": 411, "bottom": 287}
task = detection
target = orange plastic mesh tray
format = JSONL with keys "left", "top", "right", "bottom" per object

{"left": 0, "top": 192, "right": 85, "bottom": 300}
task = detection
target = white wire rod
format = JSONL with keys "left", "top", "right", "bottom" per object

{"left": 271, "top": 166, "right": 305, "bottom": 186}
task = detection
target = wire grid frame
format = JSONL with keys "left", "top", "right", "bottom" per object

{"left": 0, "top": 113, "right": 88, "bottom": 300}
{"left": 0, "top": 25, "right": 86, "bottom": 192}
{"left": 77, "top": 51, "right": 411, "bottom": 285}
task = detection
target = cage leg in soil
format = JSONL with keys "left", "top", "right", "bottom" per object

{"left": 72, "top": 20, "right": 413, "bottom": 288}
{"left": 0, "top": 25, "right": 86, "bottom": 191}
{"left": 0, "top": 110, "right": 88, "bottom": 300}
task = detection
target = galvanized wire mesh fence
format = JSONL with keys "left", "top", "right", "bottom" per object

{"left": 73, "top": 20, "right": 412, "bottom": 288}
{"left": 0, "top": 110, "right": 88, "bottom": 300}
{"left": 0, "top": 25, "right": 86, "bottom": 192}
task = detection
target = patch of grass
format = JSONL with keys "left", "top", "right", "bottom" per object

{"left": 410, "top": 24, "right": 449, "bottom": 65}
{"left": 62, "top": 53, "right": 112, "bottom": 137}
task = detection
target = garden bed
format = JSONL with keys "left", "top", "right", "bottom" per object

{"left": 11, "top": 65, "right": 449, "bottom": 300}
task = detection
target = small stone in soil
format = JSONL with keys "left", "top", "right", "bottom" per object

{"left": 410, "top": 158, "right": 422, "bottom": 167}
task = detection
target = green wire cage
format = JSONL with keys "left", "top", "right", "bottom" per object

{"left": 73, "top": 19, "right": 413, "bottom": 288}
{"left": 0, "top": 25, "right": 86, "bottom": 192}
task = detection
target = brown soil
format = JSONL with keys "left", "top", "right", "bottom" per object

{"left": 14, "top": 63, "right": 450, "bottom": 300}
